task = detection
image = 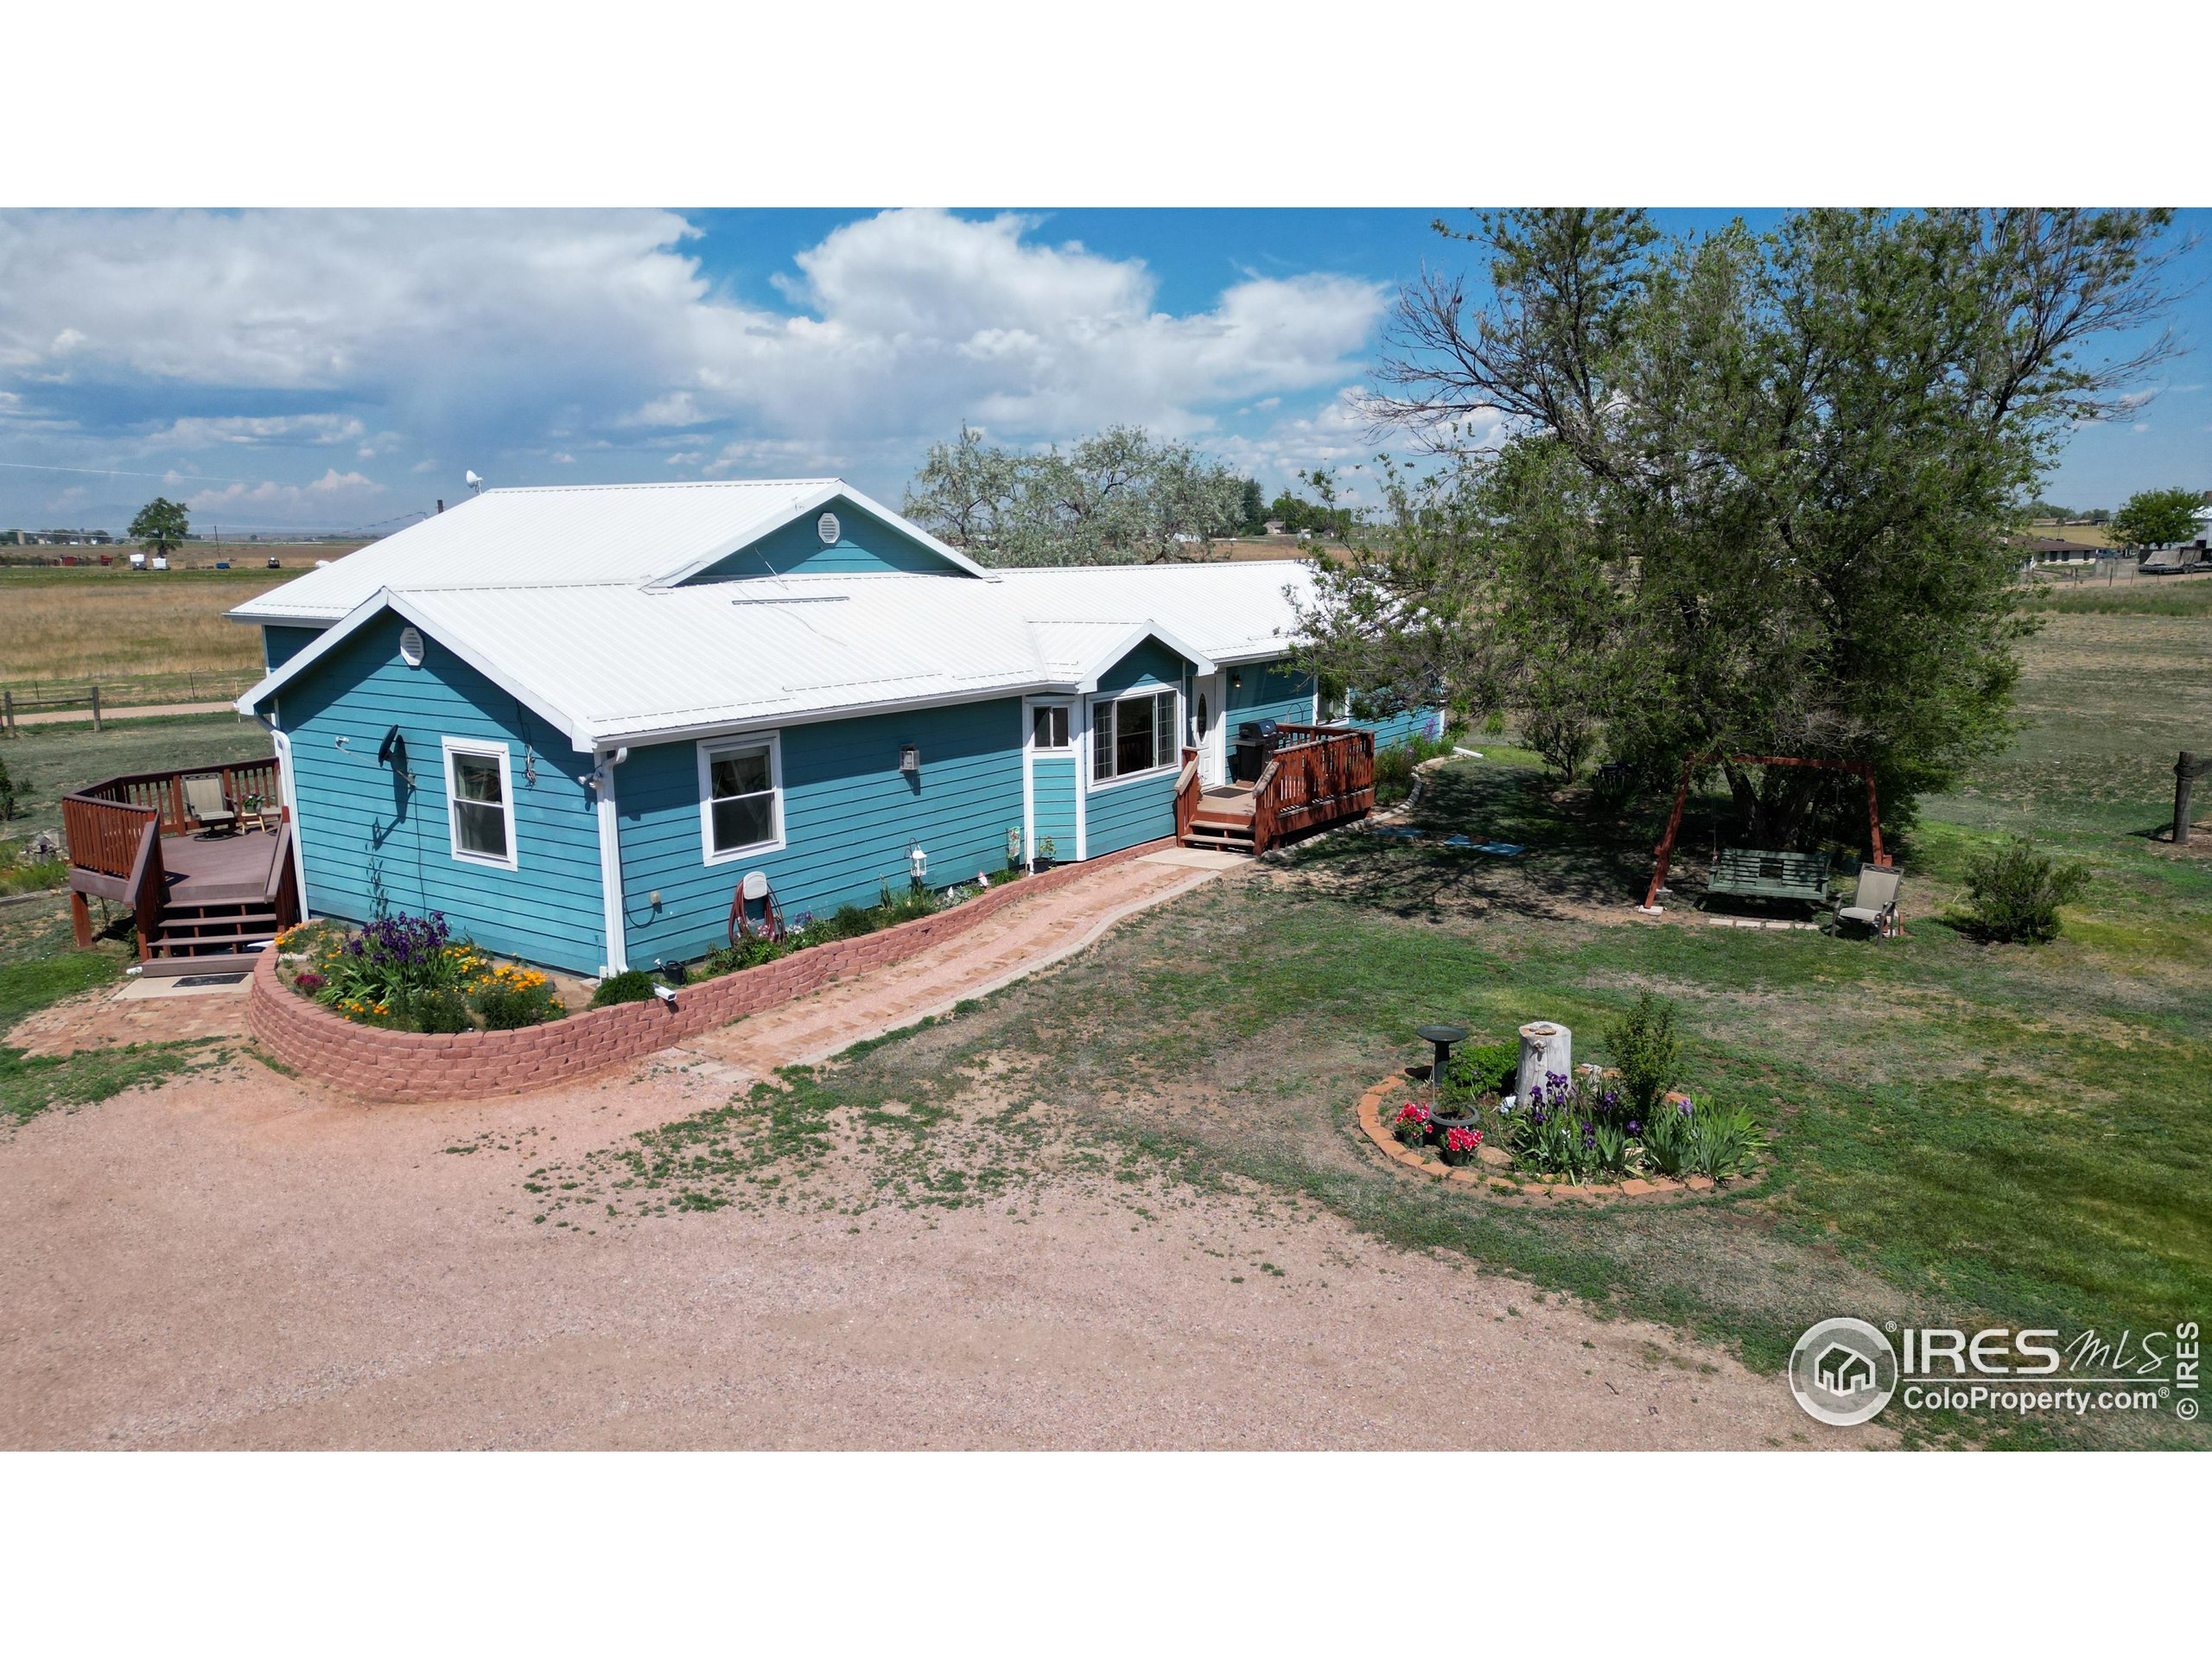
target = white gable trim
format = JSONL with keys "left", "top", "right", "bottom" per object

{"left": 645, "top": 481, "right": 997, "bottom": 589}
{"left": 1067, "top": 621, "right": 1217, "bottom": 692}
{"left": 235, "top": 588, "right": 598, "bottom": 753}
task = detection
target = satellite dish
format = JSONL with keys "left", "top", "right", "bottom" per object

{"left": 465, "top": 470, "right": 484, "bottom": 493}
{"left": 376, "top": 726, "right": 407, "bottom": 770}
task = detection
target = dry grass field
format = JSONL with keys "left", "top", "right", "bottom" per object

{"left": 0, "top": 558, "right": 359, "bottom": 702}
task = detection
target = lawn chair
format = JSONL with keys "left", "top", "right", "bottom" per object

{"left": 181, "top": 772, "right": 238, "bottom": 836}
{"left": 1833, "top": 862, "right": 1903, "bottom": 938}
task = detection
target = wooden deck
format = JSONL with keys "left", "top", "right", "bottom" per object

{"left": 1174, "top": 725, "right": 1374, "bottom": 855}
{"left": 62, "top": 759, "right": 300, "bottom": 967}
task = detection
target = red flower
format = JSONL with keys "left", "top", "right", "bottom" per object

{"left": 1395, "top": 1101, "right": 1431, "bottom": 1125}
{"left": 1444, "top": 1127, "right": 1483, "bottom": 1153}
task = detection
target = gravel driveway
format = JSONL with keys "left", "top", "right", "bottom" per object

{"left": 1, "top": 854, "right": 1866, "bottom": 1450}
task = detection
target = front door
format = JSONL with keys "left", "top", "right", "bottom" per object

{"left": 1192, "top": 671, "right": 1229, "bottom": 785}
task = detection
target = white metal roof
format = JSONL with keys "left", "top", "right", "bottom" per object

{"left": 231, "top": 473, "right": 1321, "bottom": 748}
{"left": 239, "top": 559, "right": 1309, "bottom": 751}
{"left": 226, "top": 478, "right": 991, "bottom": 625}
{"left": 994, "top": 561, "right": 1319, "bottom": 664}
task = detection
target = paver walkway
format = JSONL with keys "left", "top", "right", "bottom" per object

{"left": 683, "top": 850, "right": 1232, "bottom": 1078}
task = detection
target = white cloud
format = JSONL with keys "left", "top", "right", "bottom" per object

{"left": 186, "top": 467, "right": 385, "bottom": 515}
{"left": 0, "top": 207, "right": 1385, "bottom": 463}
{"left": 142, "top": 412, "right": 366, "bottom": 448}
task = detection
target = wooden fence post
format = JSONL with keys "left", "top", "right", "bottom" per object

{"left": 3, "top": 688, "right": 13, "bottom": 737}
{"left": 90, "top": 684, "right": 102, "bottom": 732}
{"left": 2178, "top": 752, "right": 2203, "bottom": 847}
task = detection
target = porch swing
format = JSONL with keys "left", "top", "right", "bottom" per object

{"left": 1641, "top": 753, "right": 1891, "bottom": 922}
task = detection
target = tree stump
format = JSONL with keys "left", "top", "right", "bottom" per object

{"left": 1516, "top": 1020, "right": 1572, "bottom": 1103}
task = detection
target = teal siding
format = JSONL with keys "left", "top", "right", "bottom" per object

{"left": 1086, "top": 770, "right": 1178, "bottom": 856}
{"left": 1032, "top": 751, "right": 1077, "bottom": 860}
{"left": 1096, "top": 639, "right": 1185, "bottom": 697}
{"left": 262, "top": 624, "right": 323, "bottom": 673}
{"left": 1082, "top": 637, "right": 1196, "bottom": 858}
{"left": 1346, "top": 703, "right": 1442, "bottom": 749}
{"left": 684, "top": 496, "right": 972, "bottom": 582}
{"left": 615, "top": 697, "right": 1026, "bottom": 969}
{"left": 1229, "top": 659, "right": 1316, "bottom": 729}
{"left": 276, "top": 613, "right": 607, "bottom": 973}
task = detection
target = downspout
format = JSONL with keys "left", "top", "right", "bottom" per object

{"left": 591, "top": 747, "right": 629, "bottom": 976}
{"left": 263, "top": 716, "right": 313, "bottom": 919}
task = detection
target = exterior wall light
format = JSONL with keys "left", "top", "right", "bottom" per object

{"left": 899, "top": 743, "right": 920, "bottom": 774}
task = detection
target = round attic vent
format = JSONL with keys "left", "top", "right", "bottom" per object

{"left": 398, "top": 626, "right": 425, "bottom": 667}
{"left": 817, "top": 511, "right": 841, "bottom": 545}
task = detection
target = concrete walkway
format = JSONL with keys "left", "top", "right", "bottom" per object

{"left": 682, "top": 849, "right": 1238, "bottom": 1078}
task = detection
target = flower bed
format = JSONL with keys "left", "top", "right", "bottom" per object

{"left": 247, "top": 835, "right": 1174, "bottom": 1103}
{"left": 1361, "top": 995, "right": 1764, "bottom": 1197}
{"left": 277, "top": 914, "right": 565, "bottom": 1033}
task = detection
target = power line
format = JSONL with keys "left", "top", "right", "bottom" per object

{"left": 0, "top": 459, "right": 253, "bottom": 485}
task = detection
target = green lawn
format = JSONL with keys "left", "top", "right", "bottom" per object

{"left": 524, "top": 601, "right": 2209, "bottom": 1449}
{"left": 0, "top": 887, "right": 225, "bottom": 1128}
{"left": 1, "top": 711, "right": 273, "bottom": 866}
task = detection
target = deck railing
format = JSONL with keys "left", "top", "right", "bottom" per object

{"left": 71, "top": 756, "right": 283, "bottom": 837}
{"left": 1250, "top": 724, "right": 1375, "bottom": 855}
{"left": 61, "top": 755, "right": 285, "bottom": 955}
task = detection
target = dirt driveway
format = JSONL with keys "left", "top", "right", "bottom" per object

{"left": 0, "top": 857, "right": 1862, "bottom": 1452}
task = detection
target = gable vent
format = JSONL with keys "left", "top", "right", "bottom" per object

{"left": 398, "top": 626, "right": 426, "bottom": 667}
{"left": 817, "top": 511, "right": 841, "bottom": 545}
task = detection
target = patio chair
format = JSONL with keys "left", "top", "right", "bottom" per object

{"left": 1833, "top": 862, "right": 1902, "bottom": 938}
{"left": 181, "top": 772, "right": 238, "bottom": 836}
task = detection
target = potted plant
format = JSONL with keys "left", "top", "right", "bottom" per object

{"left": 1033, "top": 836, "right": 1056, "bottom": 874}
{"left": 1440, "top": 1125, "right": 1484, "bottom": 1167}
{"left": 1392, "top": 1100, "right": 1432, "bottom": 1147}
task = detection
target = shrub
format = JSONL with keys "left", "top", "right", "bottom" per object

{"left": 1959, "top": 836, "right": 2090, "bottom": 944}
{"left": 1371, "top": 728, "right": 1462, "bottom": 808}
{"left": 0, "top": 753, "right": 16, "bottom": 822}
{"left": 474, "top": 973, "right": 563, "bottom": 1030}
{"left": 405, "top": 986, "right": 474, "bottom": 1034}
{"left": 0, "top": 855, "right": 65, "bottom": 897}
{"left": 589, "top": 969, "right": 658, "bottom": 1007}
{"left": 1604, "top": 990, "right": 1682, "bottom": 1120}
{"left": 1442, "top": 1041, "right": 1517, "bottom": 1106}
{"left": 703, "top": 934, "right": 790, "bottom": 976}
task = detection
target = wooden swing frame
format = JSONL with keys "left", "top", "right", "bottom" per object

{"left": 1642, "top": 753, "right": 1887, "bottom": 912}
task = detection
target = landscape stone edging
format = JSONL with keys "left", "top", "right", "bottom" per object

{"left": 249, "top": 837, "right": 1177, "bottom": 1103}
{"left": 1353, "top": 1075, "right": 1728, "bottom": 1202}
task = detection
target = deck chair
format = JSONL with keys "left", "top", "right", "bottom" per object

{"left": 181, "top": 772, "right": 238, "bottom": 836}
{"left": 1834, "top": 862, "right": 1902, "bottom": 938}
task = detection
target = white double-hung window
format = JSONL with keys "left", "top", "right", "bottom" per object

{"left": 697, "top": 733, "right": 785, "bottom": 862}
{"left": 1090, "top": 688, "right": 1179, "bottom": 786}
{"left": 442, "top": 737, "right": 517, "bottom": 870}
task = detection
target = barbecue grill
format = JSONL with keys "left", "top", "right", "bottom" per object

{"left": 1231, "top": 718, "right": 1281, "bottom": 784}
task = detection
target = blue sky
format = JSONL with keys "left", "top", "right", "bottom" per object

{"left": 2, "top": 207, "right": 2205, "bottom": 536}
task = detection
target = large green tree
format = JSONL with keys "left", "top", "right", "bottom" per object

{"left": 2110, "top": 486, "right": 2202, "bottom": 549}
{"left": 902, "top": 425, "right": 1244, "bottom": 565}
{"left": 127, "top": 497, "right": 189, "bottom": 556}
{"left": 1300, "top": 208, "right": 2181, "bottom": 839}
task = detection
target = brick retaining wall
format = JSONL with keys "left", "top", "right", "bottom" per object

{"left": 250, "top": 839, "right": 1177, "bottom": 1103}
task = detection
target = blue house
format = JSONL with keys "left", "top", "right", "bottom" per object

{"left": 233, "top": 480, "right": 1436, "bottom": 976}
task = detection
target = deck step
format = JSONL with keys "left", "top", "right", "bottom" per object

{"left": 156, "top": 915, "right": 279, "bottom": 942}
{"left": 138, "top": 950, "right": 264, "bottom": 977}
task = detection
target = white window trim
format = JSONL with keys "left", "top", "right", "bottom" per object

{"left": 442, "top": 735, "right": 518, "bottom": 872}
{"left": 696, "top": 731, "right": 787, "bottom": 865}
{"left": 1030, "top": 700, "right": 1073, "bottom": 751}
{"left": 1085, "top": 686, "right": 1182, "bottom": 792}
